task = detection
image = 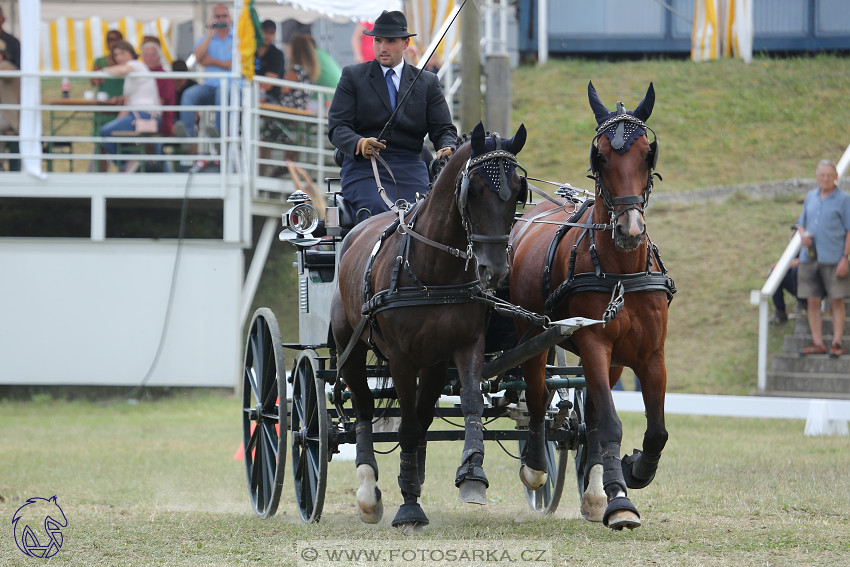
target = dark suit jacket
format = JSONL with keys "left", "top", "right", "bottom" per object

{"left": 328, "top": 59, "right": 457, "bottom": 159}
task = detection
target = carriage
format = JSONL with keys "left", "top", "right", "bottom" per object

{"left": 239, "top": 82, "right": 673, "bottom": 530}
{"left": 240, "top": 182, "right": 597, "bottom": 523}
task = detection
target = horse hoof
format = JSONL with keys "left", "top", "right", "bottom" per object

{"left": 356, "top": 465, "right": 382, "bottom": 524}
{"left": 519, "top": 464, "right": 548, "bottom": 490}
{"left": 621, "top": 450, "right": 657, "bottom": 490}
{"left": 606, "top": 510, "right": 642, "bottom": 531}
{"left": 603, "top": 496, "right": 641, "bottom": 531}
{"left": 356, "top": 486, "right": 383, "bottom": 524}
{"left": 580, "top": 464, "right": 605, "bottom": 522}
{"left": 391, "top": 503, "right": 429, "bottom": 531}
{"left": 458, "top": 480, "right": 487, "bottom": 505}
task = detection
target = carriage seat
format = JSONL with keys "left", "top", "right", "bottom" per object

{"left": 332, "top": 192, "right": 357, "bottom": 232}
{"left": 303, "top": 249, "right": 336, "bottom": 283}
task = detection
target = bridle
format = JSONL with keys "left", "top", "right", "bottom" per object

{"left": 588, "top": 111, "right": 660, "bottom": 228}
{"left": 452, "top": 137, "right": 527, "bottom": 269}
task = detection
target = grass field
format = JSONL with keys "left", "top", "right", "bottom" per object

{"left": 1, "top": 392, "right": 848, "bottom": 566}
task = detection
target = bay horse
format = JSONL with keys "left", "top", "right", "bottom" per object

{"left": 509, "top": 82, "right": 675, "bottom": 530}
{"left": 331, "top": 122, "right": 528, "bottom": 530}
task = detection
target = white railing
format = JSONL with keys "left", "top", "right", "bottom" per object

{"left": 0, "top": 70, "right": 239, "bottom": 175}
{"left": 244, "top": 75, "right": 336, "bottom": 198}
{"left": 0, "top": 68, "right": 342, "bottom": 204}
{"left": 749, "top": 232, "right": 802, "bottom": 391}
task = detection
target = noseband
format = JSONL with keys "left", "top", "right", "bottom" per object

{"left": 589, "top": 112, "right": 660, "bottom": 227}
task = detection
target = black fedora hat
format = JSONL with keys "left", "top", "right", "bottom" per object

{"left": 363, "top": 10, "right": 416, "bottom": 39}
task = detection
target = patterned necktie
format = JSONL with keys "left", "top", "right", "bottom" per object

{"left": 385, "top": 68, "right": 397, "bottom": 110}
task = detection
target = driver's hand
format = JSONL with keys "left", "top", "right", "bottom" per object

{"left": 436, "top": 147, "right": 453, "bottom": 161}
{"left": 356, "top": 137, "right": 386, "bottom": 157}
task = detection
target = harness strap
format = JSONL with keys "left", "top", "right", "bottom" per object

{"left": 364, "top": 282, "right": 483, "bottom": 317}
{"left": 546, "top": 272, "right": 677, "bottom": 315}
{"left": 371, "top": 154, "right": 402, "bottom": 212}
{"left": 336, "top": 314, "right": 371, "bottom": 371}
{"left": 397, "top": 221, "right": 468, "bottom": 259}
{"left": 542, "top": 198, "right": 595, "bottom": 299}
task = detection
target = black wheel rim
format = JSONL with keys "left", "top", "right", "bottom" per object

{"left": 291, "top": 350, "right": 327, "bottom": 523}
{"left": 242, "top": 308, "right": 286, "bottom": 518}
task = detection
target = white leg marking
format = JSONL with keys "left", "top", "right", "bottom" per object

{"left": 356, "top": 464, "right": 382, "bottom": 523}
{"left": 581, "top": 464, "right": 606, "bottom": 522}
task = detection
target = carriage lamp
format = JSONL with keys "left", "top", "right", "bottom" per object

{"left": 284, "top": 203, "right": 319, "bottom": 236}
{"left": 279, "top": 190, "right": 320, "bottom": 243}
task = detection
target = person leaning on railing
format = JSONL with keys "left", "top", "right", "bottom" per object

{"left": 90, "top": 30, "right": 125, "bottom": 102}
{"left": 99, "top": 40, "right": 161, "bottom": 173}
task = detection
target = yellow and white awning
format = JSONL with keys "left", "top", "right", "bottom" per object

{"left": 692, "top": 0, "right": 752, "bottom": 63}
{"left": 41, "top": 17, "right": 175, "bottom": 72}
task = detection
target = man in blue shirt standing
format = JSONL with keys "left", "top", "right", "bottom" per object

{"left": 175, "top": 3, "right": 233, "bottom": 139}
{"left": 797, "top": 160, "right": 850, "bottom": 358}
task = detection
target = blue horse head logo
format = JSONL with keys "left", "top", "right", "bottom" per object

{"left": 12, "top": 496, "right": 67, "bottom": 558}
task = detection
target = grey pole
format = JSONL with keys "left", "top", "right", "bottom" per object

{"left": 460, "top": 0, "right": 481, "bottom": 133}
{"left": 484, "top": 52, "right": 510, "bottom": 136}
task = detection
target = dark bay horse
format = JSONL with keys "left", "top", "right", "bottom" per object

{"left": 509, "top": 82, "right": 675, "bottom": 530}
{"left": 331, "top": 122, "right": 528, "bottom": 530}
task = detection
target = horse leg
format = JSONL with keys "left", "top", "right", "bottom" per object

{"left": 414, "top": 364, "right": 448, "bottom": 489}
{"left": 621, "top": 361, "right": 668, "bottom": 489}
{"left": 453, "top": 341, "right": 489, "bottom": 505}
{"left": 389, "top": 361, "right": 429, "bottom": 531}
{"left": 519, "top": 351, "right": 549, "bottom": 490}
{"left": 584, "top": 353, "right": 641, "bottom": 530}
{"left": 580, "top": 390, "right": 606, "bottom": 522}
{"left": 340, "top": 339, "right": 383, "bottom": 524}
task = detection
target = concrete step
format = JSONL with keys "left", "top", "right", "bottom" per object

{"left": 766, "top": 371, "right": 850, "bottom": 397}
{"left": 782, "top": 335, "right": 850, "bottom": 353}
{"left": 770, "top": 352, "right": 850, "bottom": 374}
{"left": 791, "top": 316, "right": 848, "bottom": 336}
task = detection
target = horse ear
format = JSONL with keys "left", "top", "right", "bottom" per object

{"left": 506, "top": 123, "right": 527, "bottom": 154}
{"left": 471, "top": 121, "right": 486, "bottom": 155}
{"left": 633, "top": 82, "right": 655, "bottom": 122}
{"left": 588, "top": 81, "right": 609, "bottom": 124}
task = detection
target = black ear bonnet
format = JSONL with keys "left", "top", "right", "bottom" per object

{"left": 457, "top": 122, "right": 528, "bottom": 209}
{"left": 588, "top": 81, "right": 658, "bottom": 174}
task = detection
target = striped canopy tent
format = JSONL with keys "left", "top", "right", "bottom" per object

{"left": 42, "top": 17, "right": 176, "bottom": 72}
{"left": 691, "top": 0, "right": 753, "bottom": 63}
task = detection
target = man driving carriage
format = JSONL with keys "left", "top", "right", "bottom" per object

{"left": 327, "top": 10, "right": 457, "bottom": 220}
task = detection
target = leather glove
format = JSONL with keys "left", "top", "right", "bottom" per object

{"left": 436, "top": 147, "right": 453, "bottom": 161}
{"left": 356, "top": 137, "right": 386, "bottom": 157}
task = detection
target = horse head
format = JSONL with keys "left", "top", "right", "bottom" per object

{"left": 588, "top": 81, "right": 659, "bottom": 251}
{"left": 454, "top": 121, "right": 528, "bottom": 289}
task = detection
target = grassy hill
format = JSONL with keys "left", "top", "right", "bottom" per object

{"left": 252, "top": 53, "right": 850, "bottom": 396}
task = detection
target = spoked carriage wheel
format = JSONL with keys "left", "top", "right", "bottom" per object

{"left": 573, "top": 387, "right": 588, "bottom": 498}
{"left": 290, "top": 349, "right": 328, "bottom": 523}
{"left": 242, "top": 308, "right": 288, "bottom": 518}
{"left": 519, "top": 436, "right": 568, "bottom": 514}
{"left": 518, "top": 348, "right": 570, "bottom": 515}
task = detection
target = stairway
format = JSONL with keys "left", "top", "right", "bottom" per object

{"left": 766, "top": 301, "right": 850, "bottom": 398}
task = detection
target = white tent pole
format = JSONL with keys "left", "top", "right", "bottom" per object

{"left": 20, "top": 0, "right": 45, "bottom": 179}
